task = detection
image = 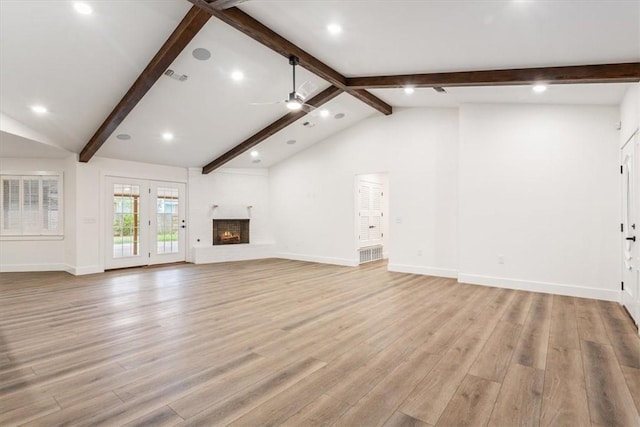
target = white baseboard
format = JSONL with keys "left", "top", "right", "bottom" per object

{"left": 387, "top": 263, "right": 458, "bottom": 278}
{"left": 1, "top": 263, "right": 68, "bottom": 273}
{"left": 276, "top": 252, "right": 359, "bottom": 267}
{"left": 66, "top": 265, "right": 104, "bottom": 276}
{"left": 458, "top": 273, "right": 620, "bottom": 302}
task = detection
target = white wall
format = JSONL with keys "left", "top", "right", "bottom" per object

{"left": 458, "top": 104, "right": 620, "bottom": 300}
{"left": 0, "top": 155, "right": 76, "bottom": 272}
{"left": 270, "top": 108, "right": 459, "bottom": 273}
{"left": 1, "top": 155, "right": 272, "bottom": 273}
{"left": 188, "top": 168, "right": 273, "bottom": 262}
{"left": 620, "top": 83, "right": 639, "bottom": 145}
{"left": 1, "top": 101, "right": 628, "bottom": 303}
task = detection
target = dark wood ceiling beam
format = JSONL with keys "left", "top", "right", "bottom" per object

{"left": 346, "top": 62, "right": 640, "bottom": 89}
{"left": 202, "top": 86, "right": 342, "bottom": 174}
{"left": 207, "top": 0, "right": 250, "bottom": 10}
{"left": 78, "top": 6, "right": 211, "bottom": 162}
{"left": 187, "top": 0, "right": 392, "bottom": 115}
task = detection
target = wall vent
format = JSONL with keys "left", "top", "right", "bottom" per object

{"left": 359, "top": 245, "right": 383, "bottom": 264}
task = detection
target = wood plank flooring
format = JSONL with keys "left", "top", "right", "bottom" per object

{"left": 1, "top": 259, "right": 639, "bottom": 426}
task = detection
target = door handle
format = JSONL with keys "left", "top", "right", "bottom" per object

{"left": 626, "top": 236, "right": 636, "bottom": 241}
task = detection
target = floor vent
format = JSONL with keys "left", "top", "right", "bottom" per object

{"left": 359, "top": 245, "right": 383, "bottom": 264}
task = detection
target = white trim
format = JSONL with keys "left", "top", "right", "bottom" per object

{"left": 0, "top": 263, "right": 68, "bottom": 273}
{"left": 66, "top": 265, "right": 104, "bottom": 275}
{"left": 458, "top": 273, "right": 620, "bottom": 302}
{"left": 387, "top": 263, "right": 458, "bottom": 278}
{"left": 0, "top": 170, "right": 63, "bottom": 176}
{"left": 276, "top": 252, "right": 358, "bottom": 267}
{"left": 0, "top": 235, "right": 64, "bottom": 241}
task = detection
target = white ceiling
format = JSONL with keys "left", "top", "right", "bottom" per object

{"left": 244, "top": 0, "right": 640, "bottom": 76}
{"left": 0, "top": 132, "right": 71, "bottom": 159}
{"left": 0, "top": 0, "right": 638, "bottom": 169}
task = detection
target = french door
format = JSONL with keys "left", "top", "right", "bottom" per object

{"left": 621, "top": 133, "right": 639, "bottom": 327}
{"left": 105, "top": 177, "right": 186, "bottom": 269}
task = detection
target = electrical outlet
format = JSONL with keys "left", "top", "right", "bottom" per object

{"left": 498, "top": 255, "right": 504, "bottom": 264}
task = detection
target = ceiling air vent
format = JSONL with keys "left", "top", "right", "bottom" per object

{"left": 164, "top": 69, "right": 188, "bottom": 82}
{"left": 433, "top": 87, "right": 446, "bottom": 93}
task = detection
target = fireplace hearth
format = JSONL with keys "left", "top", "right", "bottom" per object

{"left": 213, "top": 219, "right": 249, "bottom": 245}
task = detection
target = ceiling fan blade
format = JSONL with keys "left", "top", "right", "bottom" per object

{"left": 297, "top": 81, "right": 317, "bottom": 101}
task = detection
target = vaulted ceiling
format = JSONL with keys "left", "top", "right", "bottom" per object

{"left": 1, "top": 0, "right": 638, "bottom": 171}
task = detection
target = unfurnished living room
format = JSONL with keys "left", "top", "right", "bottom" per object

{"left": 1, "top": 1, "right": 639, "bottom": 426}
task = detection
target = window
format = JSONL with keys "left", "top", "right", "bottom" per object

{"left": 1, "top": 173, "right": 63, "bottom": 236}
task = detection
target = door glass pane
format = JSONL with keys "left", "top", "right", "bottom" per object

{"left": 156, "top": 187, "right": 179, "bottom": 254}
{"left": 113, "top": 184, "right": 140, "bottom": 258}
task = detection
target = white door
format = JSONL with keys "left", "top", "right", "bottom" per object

{"left": 150, "top": 182, "right": 186, "bottom": 265}
{"left": 105, "top": 177, "right": 186, "bottom": 269}
{"left": 358, "top": 179, "right": 383, "bottom": 248}
{"left": 621, "top": 132, "right": 639, "bottom": 327}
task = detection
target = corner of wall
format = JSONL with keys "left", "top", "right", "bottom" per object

{"left": 65, "top": 264, "right": 104, "bottom": 276}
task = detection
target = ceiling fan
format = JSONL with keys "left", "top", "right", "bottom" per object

{"left": 251, "top": 55, "right": 317, "bottom": 112}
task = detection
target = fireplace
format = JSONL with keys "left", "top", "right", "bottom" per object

{"left": 212, "top": 219, "right": 249, "bottom": 245}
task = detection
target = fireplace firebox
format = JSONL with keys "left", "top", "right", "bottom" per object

{"left": 212, "top": 219, "right": 249, "bottom": 245}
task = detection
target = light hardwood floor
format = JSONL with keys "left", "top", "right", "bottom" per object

{"left": 1, "top": 259, "right": 639, "bottom": 426}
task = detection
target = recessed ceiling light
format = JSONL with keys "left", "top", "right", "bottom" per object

{"left": 31, "top": 105, "right": 48, "bottom": 114}
{"left": 162, "top": 132, "right": 174, "bottom": 141}
{"left": 73, "top": 2, "right": 93, "bottom": 15}
{"left": 404, "top": 87, "right": 415, "bottom": 95}
{"left": 231, "top": 70, "right": 244, "bottom": 81}
{"left": 250, "top": 150, "right": 259, "bottom": 157}
{"left": 319, "top": 109, "right": 330, "bottom": 118}
{"left": 532, "top": 84, "right": 547, "bottom": 93}
{"left": 192, "top": 48, "right": 211, "bottom": 61}
{"left": 116, "top": 134, "right": 131, "bottom": 140}
{"left": 327, "top": 23, "right": 342, "bottom": 35}
{"left": 334, "top": 113, "right": 345, "bottom": 120}
{"left": 286, "top": 139, "right": 297, "bottom": 145}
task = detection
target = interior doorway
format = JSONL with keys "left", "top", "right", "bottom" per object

{"left": 105, "top": 177, "right": 186, "bottom": 269}
{"left": 621, "top": 131, "right": 639, "bottom": 328}
{"left": 356, "top": 173, "right": 389, "bottom": 263}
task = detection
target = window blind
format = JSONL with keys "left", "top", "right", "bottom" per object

{"left": 1, "top": 173, "right": 63, "bottom": 236}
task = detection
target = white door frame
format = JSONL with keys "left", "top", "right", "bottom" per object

{"left": 621, "top": 130, "right": 639, "bottom": 329}
{"left": 105, "top": 176, "right": 186, "bottom": 269}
